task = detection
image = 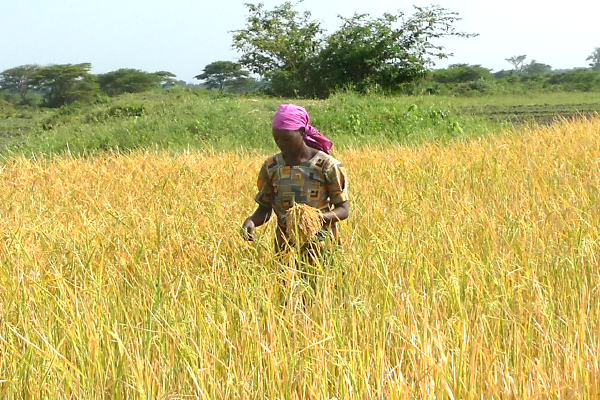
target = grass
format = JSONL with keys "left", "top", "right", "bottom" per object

{"left": 0, "top": 117, "right": 599, "bottom": 398}
{"left": 0, "top": 87, "right": 526, "bottom": 159}
{"left": 429, "top": 91, "right": 600, "bottom": 107}
{"left": 3, "top": 88, "right": 599, "bottom": 159}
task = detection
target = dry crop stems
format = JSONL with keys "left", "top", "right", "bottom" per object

{"left": 285, "top": 203, "right": 324, "bottom": 246}
{"left": 0, "top": 117, "right": 599, "bottom": 398}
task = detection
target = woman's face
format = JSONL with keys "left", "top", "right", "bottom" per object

{"left": 272, "top": 128, "right": 304, "bottom": 153}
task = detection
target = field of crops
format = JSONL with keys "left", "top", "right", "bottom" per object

{"left": 1, "top": 116, "right": 599, "bottom": 398}
{"left": 460, "top": 102, "right": 600, "bottom": 125}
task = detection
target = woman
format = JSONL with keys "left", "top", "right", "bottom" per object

{"left": 242, "top": 104, "right": 349, "bottom": 253}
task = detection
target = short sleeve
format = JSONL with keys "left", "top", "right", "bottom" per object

{"left": 254, "top": 160, "right": 274, "bottom": 208}
{"left": 324, "top": 162, "right": 349, "bottom": 205}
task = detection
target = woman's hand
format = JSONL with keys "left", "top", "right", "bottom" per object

{"left": 322, "top": 201, "right": 349, "bottom": 227}
{"left": 241, "top": 218, "right": 256, "bottom": 241}
{"left": 241, "top": 205, "right": 272, "bottom": 241}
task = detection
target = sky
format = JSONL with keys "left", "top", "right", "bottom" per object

{"left": 1, "top": 0, "right": 599, "bottom": 82}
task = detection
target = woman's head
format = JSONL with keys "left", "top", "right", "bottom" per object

{"left": 272, "top": 126, "right": 305, "bottom": 153}
{"left": 272, "top": 104, "right": 310, "bottom": 131}
{"left": 272, "top": 104, "right": 333, "bottom": 154}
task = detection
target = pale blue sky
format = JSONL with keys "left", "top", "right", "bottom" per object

{"left": 1, "top": 0, "right": 598, "bottom": 81}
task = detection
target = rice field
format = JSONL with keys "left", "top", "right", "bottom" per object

{"left": 1, "top": 117, "right": 599, "bottom": 398}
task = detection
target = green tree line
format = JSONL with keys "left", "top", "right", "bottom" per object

{"left": 421, "top": 56, "right": 600, "bottom": 96}
{"left": 229, "top": 2, "right": 476, "bottom": 97}
{"left": 0, "top": 64, "right": 176, "bottom": 107}
{"left": 2, "top": 1, "right": 600, "bottom": 106}
{"left": 223, "top": 2, "right": 600, "bottom": 97}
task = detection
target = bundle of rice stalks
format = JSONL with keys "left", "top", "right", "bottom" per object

{"left": 285, "top": 203, "right": 324, "bottom": 246}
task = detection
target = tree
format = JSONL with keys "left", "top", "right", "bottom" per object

{"left": 154, "top": 71, "right": 177, "bottom": 87}
{"left": 0, "top": 64, "right": 39, "bottom": 103}
{"left": 232, "top": 2, "right": 476, "bottom": 97}
{"left": 433, "top": 64, "right": 492, "bottom": 83}
{"left": 492, "top": 70, "right": 511, "bottom": 79}
{"left": 98, "top": 69, "right": 165, "bottom": 96}
{"left": 194, "top": 61, "right": 250, "bottom": 92}
{"left": 587, "top": 48, "right": 600, "bottom": 71}
{"left": 33, "top": 63, "right": 99, "bottom": 107}
{"left": 318, "top": 8, "right": 476, "bottom": 94}
{"left": 232, "top": 2, "right": 323, "bottom": 96}
{"left": 548, "top": 69, "right": 600, "bottom": 91}
{"left": 232, "top": 3, "right": 322, "bottom": 77}
{"left": 226, "top": 76, "right": 259, "bottom": 93}
{"left": 505, "top": 55, "right": 527, "bottom": 72}
{"left": 522, "top": 60, "right": 552, "bottom": 75}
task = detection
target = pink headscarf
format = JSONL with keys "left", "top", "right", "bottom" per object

{"left": 272, "top": 104, "right": 333, "bottom": 154}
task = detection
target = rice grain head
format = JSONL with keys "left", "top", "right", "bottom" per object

{"left": 285, "top": 203, "right": 324, "bottom": 246}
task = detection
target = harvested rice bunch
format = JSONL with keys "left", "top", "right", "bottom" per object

{"left": 285, "top": 203, "right": 324, "bottom": 246}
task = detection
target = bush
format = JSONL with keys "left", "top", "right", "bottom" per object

{"left": 107, "top": 103, "right": 145, "bottom": 118}
{"left": 98, "top": 69, "right": 163, "bottom": 96}
{"left": 85, "top": 102, "right": 146, "bottom": 123}
{"left": 432, "top": 64, "right": 493, "bottom": 84}
{"left": 548, "top": 69, "right": 600, "bottom": 92}
{"left": 0, "top": 93, "right": 21, "bottom": 104}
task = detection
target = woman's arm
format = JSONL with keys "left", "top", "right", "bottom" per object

{"left": 322, "top": 160, "right": 349, "bottom": 228}
{"left": 322, "top": 201, "right": 349, "bottom": 228}
{"left": 242, "top": 204, "right": 272, "bottom": 241}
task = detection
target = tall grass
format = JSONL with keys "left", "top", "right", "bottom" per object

{"left": 0, "top": 117, "right": 599, "bottom": 398}
{"left": 1, "top": 88, "right": 503, "bottom": 158}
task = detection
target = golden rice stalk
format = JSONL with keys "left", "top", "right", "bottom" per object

{"left": 285, "top": 203, "right": 324, "bottom": 246}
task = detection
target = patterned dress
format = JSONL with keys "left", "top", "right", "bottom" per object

{"left": 255, "top": 151, "right": 349, "bottom": 233}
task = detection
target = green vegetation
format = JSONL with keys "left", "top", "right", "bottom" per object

{"left": 588, "top": 47, "right": 600, "bottom": 71}
{"left": 232, "top": 2, "right": 475, "bottom": 97}
{"left": 194, "top": 61, "right": 253, "bottom": 93}
{"left": 423, "top": 63, "right": 600, "bottom": 96}
{"left": 0, "top": 88, "right": 499, "bottom": 158}
{"left": 1, "top": 2, "right": 599, "bottom": 103}
{"left": 98, "top": 69, "right": 175, "bottom": 97}
{"left": 0, "top": 64, "right": 176, "bottom": 108}
{"left": 1, "top": 88, "right": 599, "bottom": 159}
{"left": 0, "top": 3, "right": 598, "bottom": 158}
{"left": 33, "top": 63, "right": 100, "bottom": 108}
{"left": 0, "top": 64, "right": 39, "bottom": 104}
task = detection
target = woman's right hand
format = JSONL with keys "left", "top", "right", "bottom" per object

{"left": 241, "top": 218, "right": 255, "bottom": 241}
{"left": 241, "top": 205, "right": 272, "bottom": 242}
